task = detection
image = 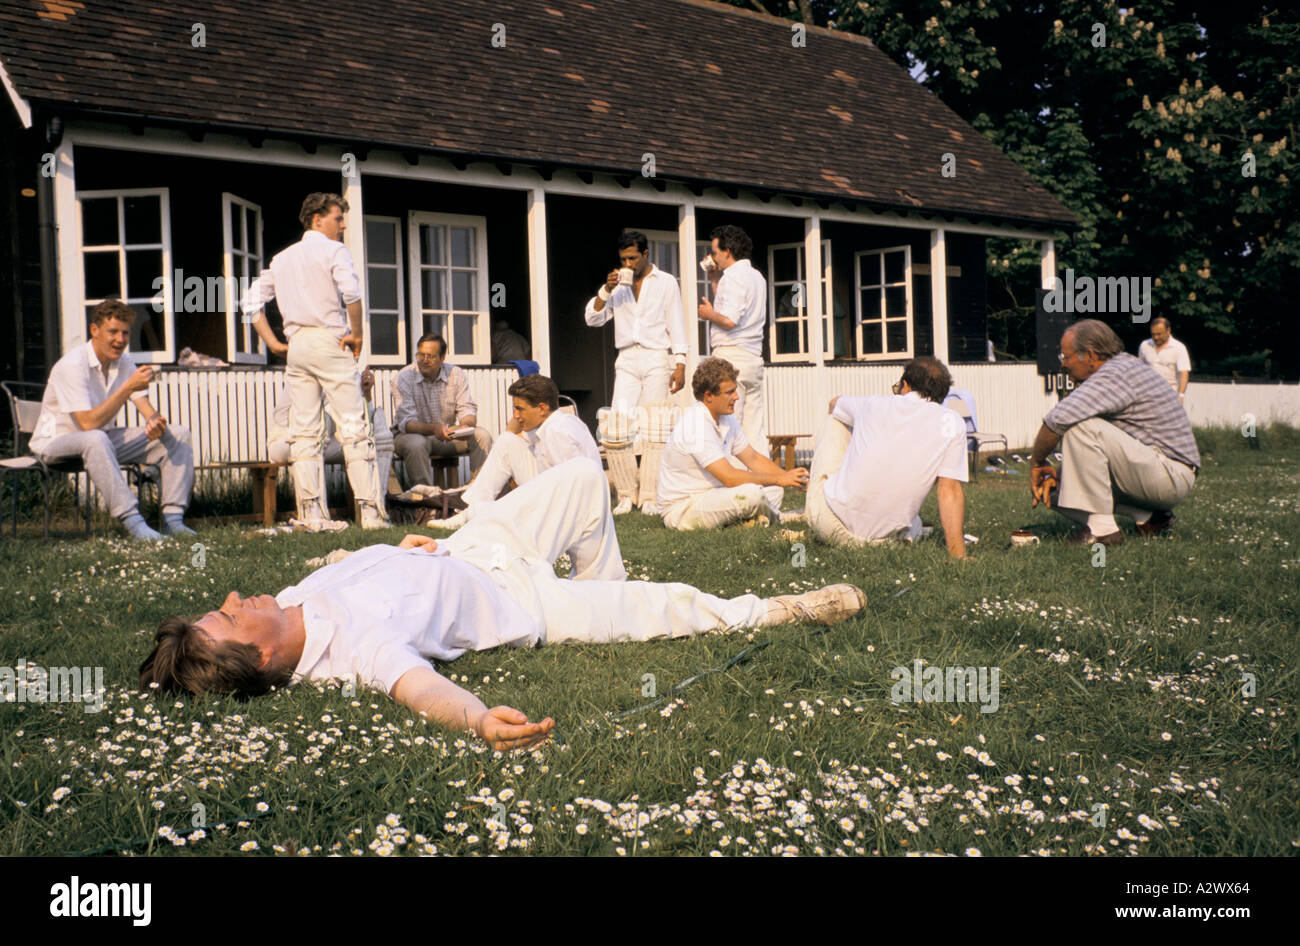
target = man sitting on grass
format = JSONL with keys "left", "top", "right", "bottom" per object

{"left": 139, "top": 459, "right": 865, "bottom": 751}
{"left": 440, "top": 374, "right": 601, "bottom": 528}
{"left": 657, "top": 357, "right": 808, "bottom": 531}
{"left": 802, "top": 356, "right": 969, "bottom": 559}
{"left": 1029, "top": 319, "right": 1199, "bottom": 545}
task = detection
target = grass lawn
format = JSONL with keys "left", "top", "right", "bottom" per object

{"left": 0, "top": 427, "right": 1295, "bottom": 857}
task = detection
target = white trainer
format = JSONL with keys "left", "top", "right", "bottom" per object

{"left": 612, "top": 497, "right": 634, "bottom": 515}
{"left": 763, "top": 584, "right": 866, "bottom": 627}
{"left": 640, "top": 501, "right": 658, "bottom": 516}
{"left": 438, "top": 509, "right": 470, "bottom": 529}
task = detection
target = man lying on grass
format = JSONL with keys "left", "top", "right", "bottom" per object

{"left": 139, "top": 459, "right": 866, "bottom": 751}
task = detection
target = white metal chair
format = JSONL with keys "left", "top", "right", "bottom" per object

{"left": 945, "top": 397, "right": 1008, "bottom": 480}
{"left": 1, "top": 381, "right": 159, "bottom": 539}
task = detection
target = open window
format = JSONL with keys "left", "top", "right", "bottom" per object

{"left": 77, "top": 188, "right": 173, "bottom": 363}
{"left": 767, "top": 240, "right": 831, "bottom": 363}
{"left": 223, "top": 193, "right": 265, "bottom": 364}
{"left": 854, "top": 245, "right": 913, "bottom": 361}
{"left": 407, "top": 212, "right": 490, "bottom": 364}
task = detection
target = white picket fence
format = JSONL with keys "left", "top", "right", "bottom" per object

{"left": 96, "top": 362, "right": 1298, "bottom": 498}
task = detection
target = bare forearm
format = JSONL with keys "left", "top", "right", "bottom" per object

{"left": 406, "top": 421, "right": 441, "bottom": 436}
{"left": 346, "top": 301, "right": 364, "bottom": 339}
{"left": 394, "top": 670, "right": 489, "bottom": 738}
{"left": 75, "top": 386, "right": 136, "bottom": 431}
{"left": 251, "top": 313, "right": 281, "bottom": 348}
{"left": 1029, "top": 423, "right": 1061, "bottom": 466}
{"left": 937, "top": 481, "right": 966, "bottom": 559}
{"left": 1177, "top": 372, "right": 1189, "bottom": 395}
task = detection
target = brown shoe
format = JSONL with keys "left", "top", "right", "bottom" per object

{"left": 1135, "top": 511, "right": 1176, "bottom": 538}
{"left": 765, "top": 584, "right": 866, "bottom": 627}
{"left": 1067, "top": 529, "right": 1124, "bottom": 547}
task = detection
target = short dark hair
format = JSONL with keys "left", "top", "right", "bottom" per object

{"left": 508, "top": 374, "right": 559, "bottom": 411}
{"left": 90, "top": 299, "right": 136, "bottom": 327}
{"left": 710, "top": 225, "right": 752, "bottom": 261}
{"left": 1151, "top": 316, "right": 1171, "bottom": 330}
{"left": 692, "top": 357, "right": 738, "bottom": 400}
{"left": 139, "top": 615, "right": 291, "bottom": 699}
{"left": 416, "top": 334, "right": 447, "bottom": 358}
{"left": 1067, "top": 319, "right": 1124, "bottom": 360}
{"left": 298, "top": 192, "right": 349, "bottom": 231}
{"left": 900, "top": 356, "right": 953, "bottom": 404}
{"left": 616, "top": 230, "right": 648, "bottom": 254}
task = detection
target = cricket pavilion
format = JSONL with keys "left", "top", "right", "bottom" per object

{"left": 1, "top": 0, "right": 1083, "bottom": 482}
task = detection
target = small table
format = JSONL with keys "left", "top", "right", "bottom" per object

{"left": 195, "top": 460, "right": 285, "bottom": 526}
{"left": 767, "top": 435, "right": 809, "bottom": 471}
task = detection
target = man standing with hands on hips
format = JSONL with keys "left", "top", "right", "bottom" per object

{"left": 697, "top": 224, "right": 768, "bottom": 450}
{"left": 243, "top": 193, "right": 388, "bottom": 529}
{"left": 584, "top": 230, "right": 688, "bottom": 515}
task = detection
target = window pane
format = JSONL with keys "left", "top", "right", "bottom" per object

{"left": 451, "top": 271, "right": 475, "bottom": 310}
{"left": 129, "top": 303, "right": 165, "bottom": 352}
{"left": 885, "top": 286, "right": 907, "bottom": 319}
{"left": 366, "top": 220, "right": 396, "bottom": 263}
{"left": 124, "top": 195, "right": 162, "bottom": 245}
{"left": 858, "top": 254, "right": 880, "bottom": 286}
{"left": 83, "top": 251, "right": 121, "bottom": 299}
{"left": 861, "top": 322, "right": 883, "bottom": 355}
{"left": 421, "top": 269, "right": 444, "bottom": 309}
{"left": 420, "top": 225, "right": 444, "bottom": 266}
{"left": 245, "top": 208, "right": 258, "bottom": 257}
{"left": 772, "top": 247, "right": 799, "bottom": 283}
{"left": 886, "top": 319, "right": 908, "bottom": 353}
{"left": 776, "top": 319, "right": 804, "bottom": 356}
{"left": 423, "top": 313, "right": 446, "bottom": 339}
{"left": 368, "top": 268, "right": 398, "bottom": 311}
{"left": 127, "top": 249, "right": 163, "bottom": 299}
{"left": 371, "top": 312, "right": 399, "bottom": 355}
{"left": 450, "top": 227, "right": 474, "bottom": 268}
{"left": 884, "top": 250, "right": 905, "bottom": 285}
{"left": 82, "top": 198, "right": 119, "bottom": 246}
{"left": 860, "top": 287, "right": 882, "bottom": 322}
{"left": 229, "top": 202, "right": 242, "bottom": 251}
{"left": 454, "top": 314, "right": 476, "bottom": 354}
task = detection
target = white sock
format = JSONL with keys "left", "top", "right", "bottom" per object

{"left": 1116, "top": 503, "right": 1152, "bottom": 524}
{"left": 1086, "top": 514, "right": 1119, "bottom": 536}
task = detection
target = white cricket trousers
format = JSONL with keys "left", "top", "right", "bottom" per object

{"left": 285, "top": 327, "right": 383, "bottom": 516}
{"left": 662, "top": 481, "right": 785, "bottom": 531}
{"left": 711, "top": 345, "right": 766, "bottom": 450}
{"left": 1055, "top": 417, "right": 1196, "bottom": 520}
{"left": 441, "top": 458, "right": 768, "bottom": 642}
{"left": 805, "top": 413, "right": 918, "bottom": 546}
{"left": 610, "top": 345, "right": 672, "bottom": 415}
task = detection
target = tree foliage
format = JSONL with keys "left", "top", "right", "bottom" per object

{"left": 718, "top": 1, "right": 1298, "bottom": 376}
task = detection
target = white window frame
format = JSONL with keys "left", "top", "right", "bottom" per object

{"left": 406, "top": 211, "right": 490, "bottom": 365}
{"left": 222, "top": 192, "right": 265, "bottom": 365}
{"left": 76, "top": 187, "right": 173, "bottom": 364}
{"left": 767, "top": 239, "right": 831, "bottom": 363}
{"left": 639, "top": 229, "right": 714, "bottom": 355}
{"left": 364, "top": 215, "right": 407, "bottom": 366}
{"left": 854, "top": 245, "right": 914, "bottom": 361}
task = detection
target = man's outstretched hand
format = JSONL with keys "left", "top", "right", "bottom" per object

{"left": 399, "top": 534, "right": 439, "bottom": 552}
{"left": 1030, "top": 465, "right": 1059, "bottom": 508}
{"left": 475, "top": 706, "right": 554, "bottom": 752}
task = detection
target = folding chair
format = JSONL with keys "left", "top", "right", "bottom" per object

{"left": 945, "top": 397, "right": 1008, "bottom": 481}
{"left": 1, "top": 381, "right": 160, "bottom": 539}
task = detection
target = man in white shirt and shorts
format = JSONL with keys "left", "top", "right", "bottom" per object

{"left": 242, "top": 193, "right": 387, "bottom": 529}
{"left": 804, "top": 356, "right": 969, "bottom": 559}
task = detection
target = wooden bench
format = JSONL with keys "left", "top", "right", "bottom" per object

{"left": 196, "top": 460, "right": 363, "bottom": 526}
{"left": 767, "top": 434, "right": 810, "bottom": 471}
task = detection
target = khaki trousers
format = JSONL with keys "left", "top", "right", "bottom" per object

{"left": 1056, "top": 417, "right": 1196, "bottom": 518}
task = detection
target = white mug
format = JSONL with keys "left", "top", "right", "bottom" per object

{"left": 1010, "top": 530, "right": 1040, "bottom": 547}
{"left": 617, "top": 267, "right": 634, "bottom": 286}
{"left": 700, "top": 256, "right": 717, "bottom": 273}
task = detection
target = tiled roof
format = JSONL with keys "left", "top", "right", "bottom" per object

{"left": 0, "top": 0, "right": 1077, "bottom": 229}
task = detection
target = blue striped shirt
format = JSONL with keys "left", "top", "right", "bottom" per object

{"left": 1044, "top": 353, "right": 1200, "bottom": 469}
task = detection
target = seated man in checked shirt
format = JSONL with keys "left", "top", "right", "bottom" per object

{"left": 1029, "top": 319, "right": 1199, "bottom": 545}
{"left": 440, "top": 374, "right": 602, "bottom": 528}
{"left": 138, "top": 460, "right": 865, "bottom": 752}
{"left": 392, "top": 333, "right": 494, "bottom": 487}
